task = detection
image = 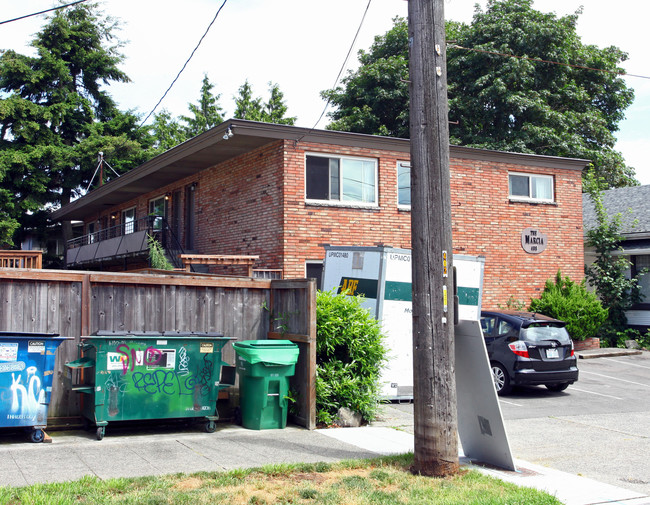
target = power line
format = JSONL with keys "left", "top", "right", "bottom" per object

{"left": 0, "top": 0, "right": 91, "bottom": 25}
{"left": 448, "top": 44, "right": 650, "bottom": 81}
{"left": 295, "top": 0, "right": 373, "bottom": 143}
{"left": 139, "top": 0, "right": 228, "bottom": 126}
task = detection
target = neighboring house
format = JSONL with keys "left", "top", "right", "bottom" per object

{"left": 583, "top": 185, "right": 650, "bottom": 330}
{"left": 51, "top": 119, "right": 588, "bottom": 309}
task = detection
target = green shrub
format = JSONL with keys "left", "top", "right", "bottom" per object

{"left": 316, "top": 289, "right": 387, "bottom": 425}
{"left": 147, "top": 234, "right": 174, "bottom": 270}
{"left": 528, "top": 271, "right": 607, "bottom": 341}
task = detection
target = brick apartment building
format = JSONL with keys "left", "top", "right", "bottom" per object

{"left": 52, "top": 119, "right": 587, "bottom": 309}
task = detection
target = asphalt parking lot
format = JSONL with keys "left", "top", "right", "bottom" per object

{"left": 387, "top": 352, "right": 650, "bottom": 496}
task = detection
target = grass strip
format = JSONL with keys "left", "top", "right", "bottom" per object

{"left": 0, "top": 454, "right": 562, "bottom": 505}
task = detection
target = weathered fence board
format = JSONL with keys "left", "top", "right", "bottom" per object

{"left": 0, "top": 269, "right": 315, "bottom": 428}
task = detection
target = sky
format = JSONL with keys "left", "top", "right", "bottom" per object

{"left": 1, "top": 0, "right": 648, "bottom": 183}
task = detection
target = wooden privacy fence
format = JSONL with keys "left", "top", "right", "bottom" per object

{"left": 0, "top": 269, "right": 316, "bottom": 429}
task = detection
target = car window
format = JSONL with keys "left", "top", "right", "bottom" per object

{"left": 496, "top": 319, "right": 516, "bottom": 337}
{"left": 521, "top": 323, "right": 571, "bottom": 343}
{"left": 480, "top": 316, "right": 496, "bottom": 337}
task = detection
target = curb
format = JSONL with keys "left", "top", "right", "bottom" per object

{"left": 576, "top": 348, "right": 644, "bottom": 359}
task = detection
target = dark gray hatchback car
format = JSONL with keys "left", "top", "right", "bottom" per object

{"left": 480, "top": 310, "right": 579, "bottom": 395}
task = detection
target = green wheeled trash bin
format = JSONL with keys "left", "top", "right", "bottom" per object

{"left": 232, "top": 340, "right": 299, "bottom": 430}
{"left": 66, "top": 331, "right": 235, "bottom": 440}
{"left": 0, "top": 332, "right": 72, "bottom": 443}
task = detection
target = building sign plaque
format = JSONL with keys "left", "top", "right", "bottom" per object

{"left": 521, "top": 228, "right": 547, "bottom": 254}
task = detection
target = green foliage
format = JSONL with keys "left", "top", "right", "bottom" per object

{"left": 497, "top": 296, "right": 526, "bottom": 311}
{"left": 150, "top": 78, "right": 295, "bottom": 153}
{"left": 316, "top": 289, "right": 387, "bottom": 425}
{"left": 0, "top": 3, "right": 154, "bottom": 245}
{"left": 234, "top": 80, "right": 296, "bottom": 125}
{"left": 528, "top": 271, "right": 607, "bottom": 341}
{"left": 180, "top": 74, "right": 225, "bottom": 138}
{"left": 584, "top": 173, "right": 646, "bottom": 345}
{"left": 147, "top": 234, "right": 174, "bottom": 270}
{"left": 322, "top": 0, "right": 636, "bottom": 189}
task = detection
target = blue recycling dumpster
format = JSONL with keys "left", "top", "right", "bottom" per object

{"left": 0, "top": 332, "right": 71, "bottom": 442}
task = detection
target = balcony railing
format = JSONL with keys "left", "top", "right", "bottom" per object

{"left": 66, "top": 216, "right": 186, "bottom": 270}
{"left": 0, "top": 250, "right": 43, "bottom": 269}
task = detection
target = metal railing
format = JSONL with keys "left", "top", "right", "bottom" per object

{"left": 67, "top": 216, "right": 186, "bottom": 270}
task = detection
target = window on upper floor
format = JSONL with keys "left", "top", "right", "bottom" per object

{"left": 305, "top": 154, "right": 377, "bottom": 205}
{"left": 508, "top": 173, "right": 554, "bottom": 203}
{"left": 397, "top": 162, "right": 411, "bottom": 207}
{"left": 122, "top": 207, "right": 136, "bottom": 235}
{"left": 149, "top": 196, "right": 167, "bottom": 230}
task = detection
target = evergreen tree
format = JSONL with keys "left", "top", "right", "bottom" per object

{"left": 262, "top": 82, "right": 296, "bottom": 125}
{"left": 233, "top": 80, "right": 264, "bottom": 121}
{"left": 181, "top": 74, "right": 224, "bottom": 137}
{"left": 0, "top": 3, "right": 151, "bottom": 245}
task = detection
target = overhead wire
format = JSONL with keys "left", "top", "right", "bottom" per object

{"left": 295, "top": 0, "right": 373, "bottom": 143}
{"left": 0, "top": 0, "right": 91, "bottom": 25}
{"left": 138, "top": 0, "right": 228, "bottom": 126}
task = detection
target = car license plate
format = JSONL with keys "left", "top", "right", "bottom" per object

{"left": 546, "top": 348, "right": 559, "bottom": 359}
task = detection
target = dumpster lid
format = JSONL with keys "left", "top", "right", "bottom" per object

{"left": 233, "top": 339, "right": 299, "bottom": 365}
{"left": 0, "top": 331, "right": 71, "bottom": 339}
{"left": 90, "top": 330, "right": 231, "bottom": 340}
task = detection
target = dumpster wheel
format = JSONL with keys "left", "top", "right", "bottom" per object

{"left": 203, "top": 420, "right": 217, "bottom": 433}
{"left": 96, "top": 426, "right": 105, "bottom": 441}
{"left": 29, "top": 429, "right": 45, "bottom": 443}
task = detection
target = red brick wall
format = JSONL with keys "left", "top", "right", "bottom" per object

{"left": 281, "top": 141, "right": 584, "bottom": 309}
{"left": 193, "top": 142, "right": 285, "bottom": 270}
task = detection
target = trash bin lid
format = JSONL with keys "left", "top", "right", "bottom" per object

{"left": 233, "top": 339, "right": 299, "bottom": 365}
{"left": 0, "top": 331, "right": 68, "bottom": 339}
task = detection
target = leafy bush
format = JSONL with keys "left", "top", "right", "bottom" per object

{"left": 316, "top": 289, "right": 387, "bottom": 425}
{"left": 528, "top": 271, "right": 607, "bottom": 341}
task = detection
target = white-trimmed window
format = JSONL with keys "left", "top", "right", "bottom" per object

{"left": 149, "top": 196, "right": 166, "bottom": 230}
{"left": 397, "top": 162, "right": 411, "bottom": 207}
{"left": 508, "top": 173, "right": 554, "bottom": 202}
{"left": 305, "top": 154, "right": 377, "bottom": 205}
{"left": 122, "top": 207, "right": 136, "bottom": 234}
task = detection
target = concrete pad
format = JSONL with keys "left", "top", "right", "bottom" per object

{"left": 317, "top": 426, "right": 413, "bottom": 455}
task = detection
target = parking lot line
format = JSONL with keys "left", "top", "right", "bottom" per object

{"left": 580, "top": 370, "right": 650, "bottom": 388}
{"left": 602, "top": 358, "right": 650, "bottom": 370}
{"left": 569, "top": 387, "right": 623, "bottom": 400}
{"left": 499, "top": 399, "right": 523, "bottom": 407}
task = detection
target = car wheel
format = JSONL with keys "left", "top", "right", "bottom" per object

{"left": 491, "top": 363, "right": 512, "bottom": 396}
{"left": 546, "top": 383, "right": 570, "bottom": 392}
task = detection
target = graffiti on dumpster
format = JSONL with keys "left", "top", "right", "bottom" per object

{"left": 6, "top": 366, "right": 46, "bottom": 421}
{"left": 101, "top": 343, "right": 213, "bottom": 403}
{"left": 178, "top": 347, "right": 190, "bottom": 376}
{"left": 196, "top": 354, "right": 213, "bottom": 396}
{"left": 131, "top": 369, "right": 197, "bottom": 396}
{"left": 107, "top": 344, "right": 165, "bottom": 374}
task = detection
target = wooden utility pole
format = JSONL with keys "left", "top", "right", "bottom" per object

{"left": 408, "top": 0, "right": 459, "bottom": 476}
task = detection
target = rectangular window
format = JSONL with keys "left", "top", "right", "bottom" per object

{"left": 122, "top": 207, "right": 136, "bottom": 235}
{"left": 149, "top": 196, "right": 166, "bottom": 230}
{"left": 508, "top": 173, "right": 554, "bottom": 202}
{"left": 635, "top": 255, "right": 650, "bottom": 302}
{"left": 306, "top": 154, "right": 376, "bottom": 205}
{"left": 398, "top": 162, "right": 411, "bottom": 206}
{"left": 306, "top": 261, "right": 324, "bottom": 290}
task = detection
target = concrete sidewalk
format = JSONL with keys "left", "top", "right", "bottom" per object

{"left": 0, "top": 421, "right": 648, "bottom": 505}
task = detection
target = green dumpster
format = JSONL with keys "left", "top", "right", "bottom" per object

{"left": 66, "top": 331, "right": 235, "bottom": 440}
{"left": 232, "top": 340, "right": 299, "bottom": 430}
